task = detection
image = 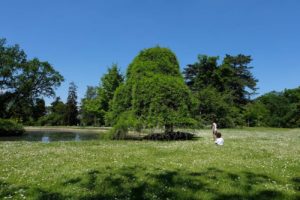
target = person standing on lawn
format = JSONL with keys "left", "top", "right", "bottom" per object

{"left": 212, "top": 121, "right": 217, "bottom": 140}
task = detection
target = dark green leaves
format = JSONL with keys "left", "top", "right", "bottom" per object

{"left": 0, "top": 38, "right": 64, "bottom": 122}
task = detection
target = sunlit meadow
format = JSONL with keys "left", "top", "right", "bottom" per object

{"left": 0, "top": 128, "right": 299, "bottom": 199}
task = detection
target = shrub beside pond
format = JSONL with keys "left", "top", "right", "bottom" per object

{"left": 0, "top": 119, "right": 25, "bottom": 136}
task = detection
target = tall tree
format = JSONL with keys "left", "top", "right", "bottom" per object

{"left": 65, "top": 82, "right": 79, "bottom": 125}
{"left": 218, "top": 54, "right": 258, "bottom": 105}
{"left": 0, "top": 38, "right": 26, "bottom": 90}
{"left": 79, "top": 65, "right": 123, "bottom": 126}
{"left": 183, "top": 55, "right": 219, "bottom": 92}
{"left": 99, "top": 64, "right": 123, "bottom": 113}
{"left": 0, "top": 38, "right": 64, "bottom": 121}
{"left": 184, "top": 54, "right": 258, "bottom": 127}
{"left": 109, "top": 47, "right": 195, "bottom": 136}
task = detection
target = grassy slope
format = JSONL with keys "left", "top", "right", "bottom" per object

{"left": 0, "top": 128, "right": 299, "bottom": 199}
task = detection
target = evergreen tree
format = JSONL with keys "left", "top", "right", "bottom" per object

{"left": 183, "top": 54, "right": 258, "bottom": 127}
{"left": 65, "top": 82, "right": 79, "bottom": 125}
{"left": 183, "top": 55, "right": 219, "bottom": 92}
{"left": 218, "top": 54, "right": 258, "bottom": 106}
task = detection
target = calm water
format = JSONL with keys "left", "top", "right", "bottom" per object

{"left": 0, "top": 131, "right": 101, "bottom": 142}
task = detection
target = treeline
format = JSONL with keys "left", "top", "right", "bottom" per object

{"left": 1, "top": 39, "right": 299, "bottom": 129}
{"left": 245, "top": 88, "right": 300, "bottom": 127}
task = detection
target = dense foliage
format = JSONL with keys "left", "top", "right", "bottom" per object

{"left": 0, "top": 118, "right": 25, "bottom": 136}
{"left": 1, "top": 38, "right": 299, "bottom": 129}
{"left": 108, "top": 47, "right": 196, "bottom": 137}
{"left": 37, "top": 97, "right": 66, "bottom": 126}
{"left": 183, "top": 54, "right": 258, "bottom": 127}
{"left": 80, "top": 49, "right": 300, "bottom": 130}
{"left": 0, "top": 38, "right": 64, "bottom": 123}
{"left": 37, "top": 82, "right": 80, "bottom": 126}
{"left": 80, "top": 64, "right": 123, "bottom": 126}
{"left": 80, "top": 86, "right": 101, "bottom": 126}
{"left": 252, "top": 87, "right": 300, "bottom": 127}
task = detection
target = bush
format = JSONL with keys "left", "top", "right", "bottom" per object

{"left": 36, "top": 113, "right": 64, "bottom": 126}
{"left": 108, "top": 111, "right": 141, "bottom": 140}
{"left": 0, "top": 119, "right": 25, "bottom": 136}
{"left": 109, "top": 120, "right": 129, "bottom": 140}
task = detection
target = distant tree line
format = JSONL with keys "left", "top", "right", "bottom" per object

{"left": 1, "top": 38, "right": 299, "bottom": 131}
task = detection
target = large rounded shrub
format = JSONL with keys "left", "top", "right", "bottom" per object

{"left": 108, "top": 47, "right": 196, "bottom": 138}
{"left": 0, "top": 119, "right": 25, "bottom": 136}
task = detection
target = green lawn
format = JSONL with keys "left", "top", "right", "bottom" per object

{"left": 0, "top": 128, "right": 299, "bottom": 199}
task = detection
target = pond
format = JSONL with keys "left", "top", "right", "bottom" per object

{"left": 0, "top": 131, "right": 102, "bottom": 143}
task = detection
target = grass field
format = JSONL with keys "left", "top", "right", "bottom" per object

{"left": 0, "top": 128, "right": 299, "bottom": 199}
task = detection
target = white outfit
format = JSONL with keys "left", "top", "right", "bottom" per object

{"left": 215, "top": 138, "right": 224, "bottom": 145}
{"left": 212, "top": 123, "right": 217, "bottom": 134}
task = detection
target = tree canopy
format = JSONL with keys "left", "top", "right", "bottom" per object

{"left": 183, "top": 54, "right": 258, "bottom": 127}
{"left": 2, "top": 38, "right": 299, "bottom": 130}
{"left": 109, "top": 47, "right": 195, "bottom": 136}
{"left": 0, "top": 38, "right": 64, "bottom": 122}
{"left": 256, "top": 87, "right": 300, "bottom": 127}
{"left": 80, "top": 64, "right": 123, "bottom": 126}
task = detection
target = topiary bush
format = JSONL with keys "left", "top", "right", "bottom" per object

{"left": 0, "top": 118, "right": 25, "bottom": 136}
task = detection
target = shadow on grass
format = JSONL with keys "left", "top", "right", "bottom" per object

{"left": 0, "top": 180, "right": 28, "bottom": 199}
{"left": 60, "top": 167, "right": 295, "bottom": 200}
{"left": 34, "top": 188, "right": 66, "bottom": 200}
{"left": 1, "top": 168, "right": 298, "bottom": 199}
{"left": 291, "top": 177, "right": 300, "bottom": 192}
{"left": 0, "top": 180, "right": 68, "bottom": 200}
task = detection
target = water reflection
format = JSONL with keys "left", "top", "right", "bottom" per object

{"left": 0, "top": 131, "right": 101, "bottom": 142}
{"left": 42, "top": 136, "right": 50, "bottom": 143}
{"left": 75, "top": 133, "right": 80, "bottom": 141}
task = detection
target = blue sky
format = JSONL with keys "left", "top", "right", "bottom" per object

{"left": 1, "top": 0, "right": 300, "bottom": 105}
